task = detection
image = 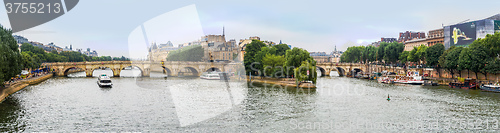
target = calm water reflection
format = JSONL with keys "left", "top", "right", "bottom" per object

{"left": 1, "top": 75, "right": 500, "bottom": 132}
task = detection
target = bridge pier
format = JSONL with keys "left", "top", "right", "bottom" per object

{"left": 113, "top": 68, "right": 121, "bottom": 77}
{"left": 325, "top": 69, "right": 331, "bottom": 76}
{"left": 86, "top": 69, "right": 93, "bottom": 77}
{"left": 56, "top": 68, "right": 65, "bottom": 76}
{"left": 142, "top": 68, "right": 150, "bottom": 77}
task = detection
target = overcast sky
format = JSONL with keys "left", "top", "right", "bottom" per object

{"left": 1, "top": 0, "right": 500, "bottom": 57}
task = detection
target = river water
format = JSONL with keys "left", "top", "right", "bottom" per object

{"left": 1, "top": 70, "right": 500, "bottom": 132}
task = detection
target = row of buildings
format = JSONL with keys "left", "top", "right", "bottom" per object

{"left": 147, "top": 29, "right": 291, "bottom": 62}
{"left": 370, "top": 14, "right": 500, "bottom": 51}
{"left": 309, "top": 46, "right": 343, "bottom": 63}
{"left": 13, "top": 35, "right": 99, "bottom": 57}
{"left": 308, "top": 14, "right": 500, "bottom": 64}
{"left": 148, "top": 34, "right": 239, "bottom": 62}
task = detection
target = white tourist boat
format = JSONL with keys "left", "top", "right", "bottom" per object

{"left": 393, "top": 71, "right": 424, "bottom": 85}
{"left": 97, "top": 73, "right": 113, "bottom": 87}
{"left": 480, "top": 83, "right": 500, "bottom": 93}
{"left": 200, "top": 72, "right": 221, "bottom": 80}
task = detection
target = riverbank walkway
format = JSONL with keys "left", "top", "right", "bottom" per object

{"left": 1, "top": 72, "right": 53, "bottom": 103}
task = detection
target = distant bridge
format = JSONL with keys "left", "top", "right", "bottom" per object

{"left": 41, "top": 61, "right": 244, "bottom": 77}
{"left": 315, "top": 63, "right": 366, "bottom": 76}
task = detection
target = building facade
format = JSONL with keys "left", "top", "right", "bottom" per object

{"left": 426, "top": 28, "right": 444, "bottom": 47}
{"left": 404, "top": 38, "right": 427, "bottom": 51}
{"left": 310, "top": 46, "right": 343, "bottom": 63}
{"left": 404, "top": 28, "right": 445, "bottom": 51}
{"left": 370, "top": 37, "right": 398, "bottom": 47}
{"left": 211, "top": 41, "right": 236, "bottom": 61}
{"left": 13, "top": 35, "right": 28, "bottom": 44}
{"left": 148, "top": 33, "right": 239, "bottom": 62}
{"left": 82, "top": 48, "right": 98, "bottom": 57}
{"left": 444, "top": 14, "right": 500, "bottom": 49}
{"left": 237, "top": 36, "right": 260, "bottom": 62}
{"left": 381, "top": 38, "right": 397, "bottom": 43}
{"left": 148, "top": 41, "right": 179, "bottom": 62}
{"left": 398, "top": 31, "right": 426, "bottom": 43}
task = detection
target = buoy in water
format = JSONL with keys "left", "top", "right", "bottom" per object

{"left": 387, "top": 94, "right": 391, "bottom": 101}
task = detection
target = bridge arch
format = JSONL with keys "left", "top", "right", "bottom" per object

{"left": 162, "top": 67, "right": 172, "bottom": 76}
{"left": 62, "top": 66, "right": 85, "bottom": 76}
{"left": 335, "top": 67, "right": 346, "bottom": 77}
{"left": 120, "top": 66, "right": 144, "bottom": 77}
{"left": 316, "top": 66, "right": 327, "bottom": 77}
{"left": 179, "top": 67, "right": 199, "bottom": 77}
{"left": 205, "top": 67, "right": 222, "bottom": 72}
{"left": 91, "top": 67, "right": 115, "bottom": 77}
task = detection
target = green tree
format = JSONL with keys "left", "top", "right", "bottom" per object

{"left": 21, "top": 52, "right": 33, "bottom": 69}
{"left": 273, "top": 44, "right": 290, "bottom": 56}
{"left": 377, "top": 42, "right": 389, "bottom": 63}
{"left": 359, "top": 46, "right": 369, "bottom": 63}
{"left": 415, "top": 45, "right": 428, "bottom": 65}
{"left": 445, "top": 47, "right": 463, "bottom": 77}
{"left": 294, "top": 60, "right": 317, "bottom": 84}
{"left": 426, "top": 43, "right": 444, "bottom": 67}
{"left": 284, "top": 47, "right": 315, "bottom": 77}
{"left": 485, "top": 58, "right": 500, "bottom": 76}
{"left": 468, "top": 42, "right": 491, "bottom": 79}
{"left": 243, "top": 40, "right": 266, "bottom": 75}
{"left": 478, "top": 32, "right": 500, "bottom": 58}
{"left": 59, "top": 51, "right": 85, "bottom": 62}
{"left": 439, "top": 46, "right": 453, "bottom": 77}
{"left": 0, "top": 25, "right": 23, "bottom": 85}
{"left": 166, "top": 45, "right": 204, "bottom": 62}
{"left": 340, "top": 46, "right": 363, "bottom": 63}
{"left": 399, "top": 51, "right": 410, "bottom": 64}
{"left": 458, "top": 48, "right": 472, "bottom": 78}
{"left": 408, "top": 47, "right": 418, "bottom": 63}
{"left": 366, "top": 46, "right": 377, "bottom": 63}
{"left": 383, "top": 42, "right": 404, "bottom": 65}
{"left": 254, "top": 46, "right": 278, "bottom": 74}
{"left": 459, "top": 45, "right": 488, "bottom": 78}
{"left": 262, "top": 54, "right": 286, "bottom": 77}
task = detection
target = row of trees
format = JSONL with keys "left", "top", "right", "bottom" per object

{"left": 440, "top": 33, "right": 500, "bottom": 79}
{"left": 166, "top": 45, "right": 204, "bottom": 61}
{"left": 341, "top": 32, "right": 500, "bottom": 79}
{"left": 0, "top": 25, "right": 23, "bottom": 86}
{"left": 341, "top": 41, "right": 443, "bottom": 66}
{"left": 20, "top": 43, "right": 130, "bottom": 69}
{"left": 243, "top": 40, "right": 317, "bottom": 83}
{"left": 341, "top": 42, "right": 406, "bottom": 65}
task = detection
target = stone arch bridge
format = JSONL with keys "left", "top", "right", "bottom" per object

{"left": 41, "top": 61, "right": 244, "bottom": 77}
{"left": 315, "top": 63, "right": 366, "bottom": 76}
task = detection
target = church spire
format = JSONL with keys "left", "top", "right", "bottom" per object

{"left": 223, "top": 26, "right": 225, "bottom": 36}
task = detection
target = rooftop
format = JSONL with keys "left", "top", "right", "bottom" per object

{"left": 486, "top": 13, "right": 500, "bottom": 20}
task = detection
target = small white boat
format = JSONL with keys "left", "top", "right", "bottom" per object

{"left": 97, "top": 73, "right": 113, "bottom": 87}
{"left": 480, "top": 83, "right": 500, "bottom": 93}
{"left": 200, "top": 72, "right": 221, "bottom": 80}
